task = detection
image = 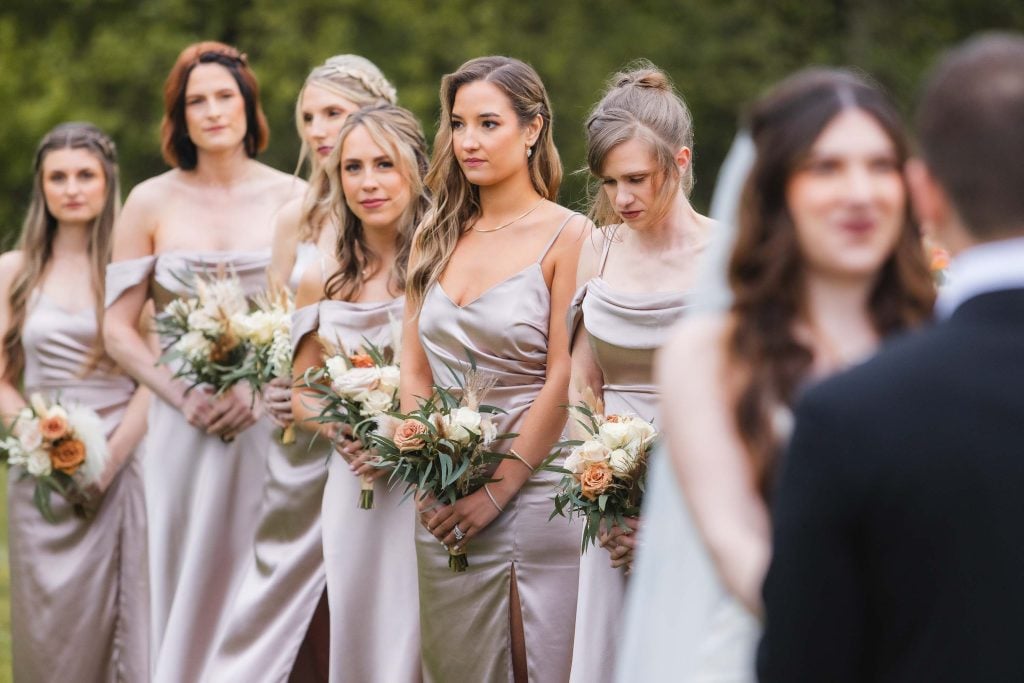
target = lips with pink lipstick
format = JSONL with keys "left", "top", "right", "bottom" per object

{"left": 360, "top": 198, "right": 388, "bottom": 210}
{"left": 316, "top": 145, "right": 333, "bottom": 157}
{"left": 839, "top": 217, "right": 875, "bottom": 237}
{"left": 621, "top": 209, "right": 643, "bottom": 221}
{"left": 462, "top": 157, "right": 485, "bottom": 168}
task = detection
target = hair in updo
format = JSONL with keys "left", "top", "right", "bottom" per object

{"left": 585, "top": 61, "right": 695, "bottom": 229}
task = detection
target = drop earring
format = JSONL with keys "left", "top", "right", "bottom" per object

{"left": 527, "top": 145, "right": 533, "bottom": 159}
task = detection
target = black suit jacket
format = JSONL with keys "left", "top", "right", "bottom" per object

{"left": 757, "top": 288, "right": 1024, "bottom": 683}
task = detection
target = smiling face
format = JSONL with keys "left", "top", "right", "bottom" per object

{"left": 41, "top": 147, "right": 107, "bottom": 228}
{"left": 301, "top": 83, "right": 359, "bottom": 161}
{"left": 599, "top": 136, "right": 673, "bottom": 231}
{"left": 450, "top": 79, "right": 540, "bottom": 188}
{"left": 183, "top": 62, "right": 248, "bottom": 153}
{"left": 786, "top": 108, "right": 905, "bottom": 282}
{"left": 340, "top": 124, "right": 412, "bottom": 232}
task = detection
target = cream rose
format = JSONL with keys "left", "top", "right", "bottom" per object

{"left": 360, "top": 389, "right": 395, "bottom": 417}
{"left": 442, "top": 407, "right": 482, "bottom": 445}
{"left": 598, "top": 419, "right": 633, "bottom": 450}
{"left": 576, "top": 438, "right": 611, "bottom": 464}
{"left": 564, "top": 449, "right": 585, "bottom": 475}
{"left": 25, "top": 448, "right": 52, "bottom": 477}
{"left": 331, "top": 367, "right": 381, "bottom": 398}
{"left": 324, "top": 356, "right": 349, "bottom": 380}
{"left": 14, "top": 418, "right": 43, "bottom": 453}
{"left": 377, "top": 365, "right": 401, "bottom": 394}
{"left": 177, "top": 330, "right": 212, "bottom": 360}
{"left": 232, "top": 310, "right": 279, "bottom": 345}
{"left": 374, "top": 414, "right": 402, "bottom": 441}
{"left": 608, "top": 447, "right": 638, "bottom": 477}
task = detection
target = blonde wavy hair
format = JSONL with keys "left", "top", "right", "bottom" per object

{"left": 320, "top": 105, "right": 430, "bottom": 302}
{"left": 3, "top": 123, "right": 120, "bottom": 383}
{"left": 296, "top": 55, "right": 397, "bottom": 242}
{"left": 406, "top": 55, "right": 562, "bottom": 308}
{"left": 585, "top": 60, "right": 695, "bottom": 232}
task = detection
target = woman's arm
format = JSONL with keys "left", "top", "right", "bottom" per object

{"left": 398, "top": 239, "right": 435, "bottom": 413}
{"left": 267, "top": 197, "right": 303, "bottom": 290}
{"left": 659, "top": 315, "right": 771, "bottom": 615}
{"left": 94, "top": 385, "right": 150, "bottom": 493}
{"left": 567, "top": 231, "right": 605, "bottom": 435}
{"left": 431, "top": 215, "right": 589, "bottom": 548}
{"left": 0, "top": 252, "right": 28, "bottom": 420}
{"left": 291, "top": 260, "right": 333, "bottom": 439}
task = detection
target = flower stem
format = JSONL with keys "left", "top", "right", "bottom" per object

{"left": 359, "top": 474, "right": 374, "bottom": 510}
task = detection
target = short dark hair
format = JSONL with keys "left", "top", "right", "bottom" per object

{"left": 160, "top": 41, "right": 269, "bottom": 170}
{"left": 916, "top": 33, "right": 1024, "bottom": 239}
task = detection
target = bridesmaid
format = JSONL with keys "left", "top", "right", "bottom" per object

{"left": 567, "top": 63, "right": 711, "bottom": 683}
{"left": 617, "top": 69, "right": 936, "bottom": 681}
{"left": 402, "top": 56, "right": 587, "bottom": 683}
{"left": 292, "top": 103, "right": 428, "bottom": 683}
{"left": 103, "top": 42, "right": 304, "bottom": 683}
{"left": 0, "top": 123, "right": 149, "bottom": 681}
{"left": 210, "top": 55, "right": 397, "bottom": 682}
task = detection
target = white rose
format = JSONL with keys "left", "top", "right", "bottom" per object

{"left": 360, "top": 389, "right": 395, "bottom": 417}
{"left": 331, "top": 367, "right": 381, "bottom": 398}
{"left": 479, "top": 415, "right": 498, "bottom": 445}
{"left": 15, "top": 419, "right": 42, "bottom": 453}
{"left": 233, "top": 311, "right": 278, "bottom": 345}
{"left": 176, "top": 331, "right": 212, "bottom": 360}
{"left": 564, "top": 449, "right": 585, "bottom": 474}
{"left": 622, "top": 416, "right": 657, "bottom": 446}
{"left": 598, "top": 420, "right": 633, "bottom": 450}
{"left": 324, "top": 356, "right": 349, "bottom": 380}
{"left": 439, "top": 407, "right": 481, "bottom": 446}
{"left": 374, "top": 413, "right": 402, "bottom": 440}
{"left": 608, "top": 447, "right": 638, "bottom": 476}
{"left": 576, "top": 438, "right": 611, "bottom": 464}
{"left": 25, "top": 448, "right": 52, "bottom": 477}
{"left": 377, "top": 365, "right": 401, "bottom": 394}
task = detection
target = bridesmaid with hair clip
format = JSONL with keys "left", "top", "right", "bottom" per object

{"left": 401, "top": 55, "right": 588, "bottom": 683}
{"left": 292, "top": 102, "right": 428, "bottom": 683}
{"left": 103, "top": 41, "right": 304, "bottom": 683}
{"left": 209, "top": 54, "right": 398, "bottom": 682}
{"left": 0, "top": 122, "right": 149, "bottom": 682}
{"left": 568, "top": 61, "right": 712, "bottom": 683}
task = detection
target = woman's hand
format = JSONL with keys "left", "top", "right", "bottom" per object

{"left": 182, "top": 386, "right": 219, "bottom": 430}
{"left": 262, "top": 376, "right": 294, "bottom": 428}
{"left": 599, "top": 516, "right": 640, "bottom": 572}
{"left": 418, "top": 488, "right": 504, "bottom": 551}
{"left": 206, "top": 384, "right": 261, "bottom": 440}
{"left": 335, "top": 435, "right": 388, "bottom": 482}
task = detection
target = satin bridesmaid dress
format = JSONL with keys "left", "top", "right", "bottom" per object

{"left": 566, "top": 231, "right": 688, "bottom": 683}
{"left": 415, "top": 213, "right": 582, "bottom": 683}
{"left": 204, "top": 240, "right": 335, "bottom": 682}
{"left": 8, "top": 289, "right": 148, "bottom": 681}
{"left": 303, "top": 296, "right": 422, "bottom": 683}
{"left": 106, "top": 250, "right": 276, "bottom": 683}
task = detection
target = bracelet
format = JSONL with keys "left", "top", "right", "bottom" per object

{"left": 509, "top": 449, "right": 535, "bottom": 473}
{"left": 483, "top": 484, "right": 504, "bottom": 513}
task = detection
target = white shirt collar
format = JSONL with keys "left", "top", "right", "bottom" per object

{"left": 936, "top": 236, "right": 1024, "bottom": 319}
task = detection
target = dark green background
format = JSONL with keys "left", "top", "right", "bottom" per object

{"left": 2, "top": 0, "right": 1023, "bottom": 242}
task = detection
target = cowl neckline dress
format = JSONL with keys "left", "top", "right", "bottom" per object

{"left": 9, "top": 288, "right": 149, "bottom": 682}
{"left": 415, "top": 213, "right": 583, "bottom": 683}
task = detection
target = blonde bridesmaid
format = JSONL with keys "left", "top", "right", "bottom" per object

{"left": 568, "top": 63, "right": 712, "bottom": 683}
{"left": 401, "top": 56, "right": 587, "bottom": 683}
{"left": 103, "top": 42, "right": 303, "bottom": 683}
{"left": 0, "top": 123, "right": 149, "bottom": 681}
{"left": 292, "top": 103, "right": 428, "bottom": 682}
{"left": 209, "top": 55, "right": 397, "bottom": 682}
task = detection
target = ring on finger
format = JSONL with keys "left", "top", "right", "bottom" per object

{"left": 453, "top": 523, "right": 466, "bottom": 542}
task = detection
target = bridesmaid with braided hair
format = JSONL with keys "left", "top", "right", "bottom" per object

{"left": 0, "top": 123, "right": 149, "bottom": 681}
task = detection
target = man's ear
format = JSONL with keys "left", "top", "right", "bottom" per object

{"left": 906, "top": 158, "right": 973, "bottom": 254}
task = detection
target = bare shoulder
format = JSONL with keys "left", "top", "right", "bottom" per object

{"left": 256, "top": 164, "right": 307, "bottom": 203}
{"left": 0, "top": 250, "right": 25, "bottom": 288}
{"left": 273, "top": 196, "right": 304, "bottom": 241}
{"left": 123, "top": 170, "right": 180, "bottom": 210}
{"left": 295, "top": 256, "right": 332, "bottom": 308}
{"left": 548, "top": 205, "right": 592, "bottom": 257}
{"left": 575, "top": 223, "right": 606, "bottom": 284}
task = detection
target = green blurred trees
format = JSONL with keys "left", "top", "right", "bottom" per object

{"left": 1, "top": 0, "right": 1022, "bottom": 243}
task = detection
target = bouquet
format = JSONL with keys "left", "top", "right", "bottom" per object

{"left": 547, "top": 393, "right": 657, "bottom": 554}
{"left": 368, "top": 365, "right": 514, "bottom": 572}
{"left": 302, "top": 338, "right": 401, "bottom": 509}
{"left": 155, "top": 271, "right": 295, "bottom": 441}
{"left": 0, "top": 394, "right": 110, "bottom": 522}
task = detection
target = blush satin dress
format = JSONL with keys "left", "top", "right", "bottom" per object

{"left": 415, "top": 213, "right": 583, "bottom": 683}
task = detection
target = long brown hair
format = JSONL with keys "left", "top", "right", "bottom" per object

{"left": 3, "top": 123, "right": 121, "bottom": 383}
{"left": 160, "top": 41, "right": 269, "bottom": 170}
{"left": 296, "top": 55, "right": 397, "bottom": 243}
{"left": 320, "top": 105, "right": 429, "bottom": 302}
{"left": 728, "top": 69, "right": 935, "bottom": 497}
{"left": 407, "top": 56, "right": 561, "bottom": 308}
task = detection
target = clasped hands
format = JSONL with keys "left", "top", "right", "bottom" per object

{"left": 599, "top": 516, "right": 640, "bottom": 573}
{"left": 417, "top": 486, "right": 504, "bottom": 551}
{"left": 182, "top": 383, "right": 261, "bottom": 441}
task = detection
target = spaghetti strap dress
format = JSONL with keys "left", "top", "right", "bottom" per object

{"left": 308, "top": 296, "right": 422, "bottom": 682}
{"left": 8, "top": 289, "right": 149, "bottom": 682}
{"left": 204, "top": 240, "right": 333, "bottom": 682}
{"left": 566, "top": 229, "right": 689, "bottom": 683}
{"left": 105, "top": 249, "right": 275, "bottom": 683}
{"left": 416, "top": 213, "right": 583, "bottom": 683}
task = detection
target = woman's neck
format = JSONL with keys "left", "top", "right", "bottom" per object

{"left": 364, "top": 224, "right": 398, "bottom": 263}
{"left": 51, "top": 222, "right": 91, "bottom": 256}
{"left": 193, "top": 146, "right": 254, "bottom": 187}
{"left": 476, "top": 170, "right": 543, "bottom": 220}
{"left": 801, "top": 273, "right": 878, "bottom": 371}
{"left": 627, "top": 192, "right": 705, "bottom": 251}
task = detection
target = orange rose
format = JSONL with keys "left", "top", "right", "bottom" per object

{"left": 394, "top": 419, "right": 428, "bottom": 452}
{"left": 349, "top": 352, "right": 375, "bottom": 368}
{"left": 50, "top": 439, "right": 86, "bottom": 475}
{"left": 39, "top": 413, "right": 69, "bottom": 441}
{"left": 579, "top": 461, "right": 614, "bottom": 500}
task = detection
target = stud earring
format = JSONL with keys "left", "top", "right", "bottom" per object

{"left": 527, "top": 145, "right": 534, "bottom": 159}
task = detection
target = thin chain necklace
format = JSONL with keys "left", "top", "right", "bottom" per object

{"left": 471, "top": 198, "right": 545, "bottom": 233}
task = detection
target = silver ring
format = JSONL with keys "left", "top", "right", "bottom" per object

{"left": 453, "top": 523, "right": 466, "bottom": 542}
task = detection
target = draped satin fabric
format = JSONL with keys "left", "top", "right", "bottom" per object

{"left": 306, "top": 297, "right": 422, "bottom": 682}
{"left": 566, "top": 272, "right": 688, "bottom": 683}
{"left": 204, "top": 241, "right": 333, "bottom": 682}
{"left": 415, "top": 214, "right": 582, "bottom": 683}
{"left": 9, "top": 290, "right": 149, "bottom": 682}
{"left": 105, "top": 250, "right": 275, "bottom": 683}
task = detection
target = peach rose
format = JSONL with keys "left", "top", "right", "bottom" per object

{"left": 50, "top": 438, "right": 86, "bottom": 475}
{"left": 394, "top": 419, "right": 428, "bottom": 452}
{"left": 579, "top": 461, "right": 614, "bottom": 500}
{"left": 39, "top": 412, "right": 69, "bottom": 441}
{"left": 349, "top": 352, "right": 375, "bottom": 368}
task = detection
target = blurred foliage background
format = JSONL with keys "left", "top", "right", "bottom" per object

{"left": 1, "top": 1, "right": 1024, "bottom": 242}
